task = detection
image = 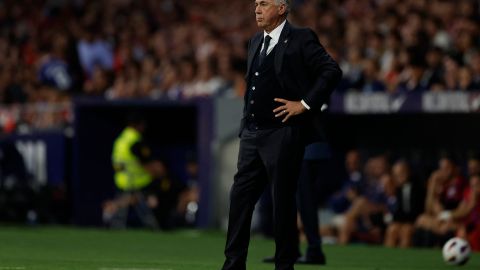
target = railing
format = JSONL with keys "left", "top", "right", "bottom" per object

{"left": 330, "top": 91, "right": 480, "bottom": 114}
{"left": 2, "top": 90, "right": 480, "bottom": 135}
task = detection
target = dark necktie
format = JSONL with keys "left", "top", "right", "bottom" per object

{"left": 258, "top": 35, "right": 272, "bottom": 67}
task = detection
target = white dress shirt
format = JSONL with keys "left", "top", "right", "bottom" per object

{"left": 261, "top": 20, "right": 286, "bottom": 56}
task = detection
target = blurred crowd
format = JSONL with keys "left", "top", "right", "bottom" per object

{"left": 316, "top": 149, "right": 480, "bottom": 251}
{"left": 1, "top": 0, "right": 480, "bottom": 132}
{"left": 309, "top": 0, "right": 480, "bottom": 93}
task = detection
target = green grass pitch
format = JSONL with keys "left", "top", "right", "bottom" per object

{"left": 0, "top": 226, "right": 479, "bottom": 270}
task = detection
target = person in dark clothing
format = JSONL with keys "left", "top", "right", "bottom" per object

{"left": 384, "top": 160, "right": 425, "bottom": 248}
{"left": 294, "top": 142, "right": 329, "bottom": 264}
{"left": 221, "top": 0, "right": 342, "bottom": 269}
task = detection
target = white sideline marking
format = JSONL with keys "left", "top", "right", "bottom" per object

{"left": 99, "top": 268, "right": 171, "bottom": 270}
{"left": 0, "top": 267, "right": 26, "bottom": 270}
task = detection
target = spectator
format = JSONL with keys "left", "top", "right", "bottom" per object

{"left": 467, "top": 154, "right": 480, "bottom": 177}
{"left": 321, "top": 149, "right": 365, "bottom": 243}
{"left": 360, "top": 59, "right": 386, "bottom": 93}
{"left": 413, "top": 157, "right": 467, "bottom": 247}
{"left": 83, "top": 67, "right": 111, "bottom": 96}
{"left": 177, "top": 154, "right": 200, "bottom": 227}
{"left": 326, "top": 149, "right": 364, "bottom": 214}
{"left": 397, "top": 60, "right": 427, "bottom": 93}
{"left": 420, "top": 47, "right": 444, "bottom": 90}
{"left": 340, "top": 47, "right": 364, "bottom": 91}
{"left": 384, "top": 160, "right": 425, "bottom": 248}
{"left": 456, "top": 174, "right": 480, "bottom": 251}
{"left": 37, "top": 33, "right": 73, "bottom": 92}
{"left": 76, "top": 26, "right": 114, "bottom": 78}
{"left": 458, "top": 67, "right": 478, "bottom": 91}
{"left": 442, "top": 54, "right": 462, "bottom": 90}
{"left": 337, "top": 154, "right": 393, "bottom": 244}
{"left": 469, "top": 52, "right": 480, "bottom": 87}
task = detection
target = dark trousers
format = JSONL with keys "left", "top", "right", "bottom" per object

{"left": 297, "top": 159, "right": 324, "bottom": 257}
{"left": 222, "top": 126, "right": 305, "bottom": 270}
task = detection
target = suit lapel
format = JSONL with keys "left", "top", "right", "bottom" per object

{"left": 246, "top": 33, "right": 263, "bottom": 79}
{"left": 274, "top": 21, "right": 291, "bottom": 77}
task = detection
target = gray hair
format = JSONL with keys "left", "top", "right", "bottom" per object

{"left": 274, "top": 0, "right": 291, "bottom": 13}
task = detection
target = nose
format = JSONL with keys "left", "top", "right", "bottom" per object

{"left": 255, "top": 5, "right": 261, "bottom": 14}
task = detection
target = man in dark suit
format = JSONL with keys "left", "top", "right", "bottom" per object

{"left": 221, "top": 0, "right": 342, "bottom": 270}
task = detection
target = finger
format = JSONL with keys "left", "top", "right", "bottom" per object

{"left": 273, "top": 105, "right": 287, "bottom": 113}
{"left": 275, "top": 110, "right": 287, "bottom": 117}
{"left": 282, "top": 113, "right": 292, "bottom": 123}
{"left": 274, "top": 98, "right": 288, "bottom": 104}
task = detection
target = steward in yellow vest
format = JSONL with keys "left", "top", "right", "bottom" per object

{"left": 105, "top": 116, "right": 166, "bottom": 229}
{"left": 112, "top": 126, "right": 152, "bottom": 191}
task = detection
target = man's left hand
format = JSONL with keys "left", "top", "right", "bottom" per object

{"left": 273, "top": 98, "right": 307, "bottom": 123}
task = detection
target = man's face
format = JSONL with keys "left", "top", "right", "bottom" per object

{"left": 255, "top": 0, "right": 286, "bottom": 32}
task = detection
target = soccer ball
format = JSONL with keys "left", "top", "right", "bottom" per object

{"left": 442, "top": 237, "right": 471, "bottom": 266}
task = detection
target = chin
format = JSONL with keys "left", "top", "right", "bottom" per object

{"left": 258, "top": 23, "right": 269, "bottom": 30}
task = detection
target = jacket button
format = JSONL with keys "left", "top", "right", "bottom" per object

{"left": 250, "top": 100, "right": 254, "bottom": 104}
{"left": 252, "top": 86, "right": 256, "bottom": 90}
{"left": 255, "top": 72, "right": 259, "bottom": 76}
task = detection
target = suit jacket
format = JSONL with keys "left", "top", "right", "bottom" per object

{"left": 242, "top": 21, "right": 342, "bottom": 143}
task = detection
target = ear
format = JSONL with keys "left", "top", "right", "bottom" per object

{"left": 278, "top": 4, "right": 286, "bottom": 15}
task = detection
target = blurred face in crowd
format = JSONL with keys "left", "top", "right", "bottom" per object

{"left": 365, "top": 156, "right": 389, "bottom": 181}
{"left": 411, "top": 65, "right": 425, "bottom": 81}
{"left": 470, "top": 175, "right": 480, "bottom": 194}
{"left": 458, "top": 67, "right": 473, "bottom": 89}
{"left": 346, "top": 150, "right": 361, "bottom": 172}
{"left": 255, "top": 0, "right": 287, "bottom": 32}
{"left": 362, "top": 59, "right": 379, "bottom": 81}
{"left": 469, "top": 53, "right": 480, "bottom": 74}
{"left": 392, "top": 161, "right": 410, "bottom": 186}
{"left": 381, "top": 174, "right": 396, "bottom": 197}
{"left": 443, "top": 56, "right": 459, "bottom": 73}
{"left": 438, "top": 158, "right": 455, "bottom": 180}
{"left": 179, "top": 61, "right": 196, "bottom": 82}
{"left": 373, "top": 156, "right": 388, "bottom": 178}
{"left": 430, "top": 82, "right": 446, "bottom": 92}
{"left": 347, "top": 47, "right": 362, "bottom": 63}
{"left": 468, "top": 158, "right": 480, "bottom": 176}
{"left": 426, "top": 49, "right": 442, "bottom": 68}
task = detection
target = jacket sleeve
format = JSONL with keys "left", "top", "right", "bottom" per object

{"left": 301, "top": 29, "right": 342, "bottom": 110}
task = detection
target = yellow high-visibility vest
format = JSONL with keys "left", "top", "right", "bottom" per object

{"left": 112, "top": 127, "right": 152, "bottom": 191}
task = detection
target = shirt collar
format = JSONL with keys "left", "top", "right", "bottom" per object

{"left": 264, "top": 19, "right": 286, "bottom": 44}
